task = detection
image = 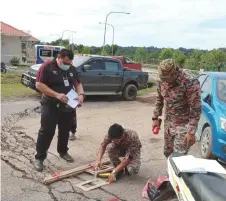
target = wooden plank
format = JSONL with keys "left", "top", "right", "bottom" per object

{"left": 43, "top": 159, "right": 110, "bottom": 184}
{"left": 85, "top": 165, "right": 114, "bottom": 175}
{"left": 76, "top": 179, "right": 108, "bottom": 191}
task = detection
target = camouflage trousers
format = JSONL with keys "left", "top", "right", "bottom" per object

{"left": 164, "top": 121, "right": 191, "bottom": 158}
{"left": 107, "top": 143, "right": 141, "bottom": 175}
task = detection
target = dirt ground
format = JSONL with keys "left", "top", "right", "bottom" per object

{"left": 1, "top": 94, "right": 201, "bottom": 201}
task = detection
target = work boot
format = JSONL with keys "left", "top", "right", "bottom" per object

{"left": 34, "top": 159, "right": 44, "bottom": 172}
{"left": 59, "top": 153, "right": 74, "bottom": 163}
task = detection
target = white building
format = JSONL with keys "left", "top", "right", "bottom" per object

{"left": 1, "top": 21, "right": 40, "bottom": 65}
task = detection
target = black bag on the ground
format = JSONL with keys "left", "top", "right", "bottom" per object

{"left": 150, "top": 181, "right": 176, "bottom": 201}
{"left": 147, "top": 185, "right": 161, "bottom": 200}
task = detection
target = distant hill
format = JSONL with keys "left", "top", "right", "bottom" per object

{"left": 116, "top": 46, "right": 203, "bottom": 55}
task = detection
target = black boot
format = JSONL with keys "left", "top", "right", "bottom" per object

{"left": 59, "top": 153, "right": 74, "bottom": 163}
{"left": 34, "top": 159, "right": 44, "bottom": 172}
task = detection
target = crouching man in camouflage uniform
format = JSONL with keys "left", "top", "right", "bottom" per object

{"left": 94, "top": 123, "right": 142, "bottom": 184}
{"left": 152, "top": 59, "right": 201, "bottom": 158}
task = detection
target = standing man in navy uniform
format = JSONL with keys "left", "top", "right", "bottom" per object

{"left": 34, "top": 49, "right": 85, "bottom": 171}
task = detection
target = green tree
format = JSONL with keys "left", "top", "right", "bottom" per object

{"left": 173, "top": 50, "right": 187, "bottom": 67}
{"left": 146, "top": 52, "right": 160, "bottom": 64}
{"left": 112, "top": 44, "right": 118, "bottom": 56}
{"left": 184, "top": 50, "right": 204, "bottom": 70}
{"left": 104, "top": 44, "right": 112, "bottom": 55}
{"left": 184, "top": 58, "right": 199, "bottom": 70}
{"left": 73, "top": 49, "right": 79, "bottom": 54}
{"left": 134, "top": 47, "right": 146, "bottom": 63}
{"left": 159, "top": 48, "right": 174, "bottom": 60}
{"left": 48, "top": 39, "right": 70, "bottom": 48}
{"left": 190, "top": 50, "right": 203, "bottom": 61}
{"left": 90, "top": 46, "right": 102, "bottom": 55}
{"left": 81, "top": 46, "right": 90, "bottom": 54}
{"left": 100, "top": 50, "right": 108, "bottom": 56}
{"left": 77, "top": 44, "right": 84, "bottom": 53}
{"left": 201, "top": 50, "right": 226, "bottom": 71}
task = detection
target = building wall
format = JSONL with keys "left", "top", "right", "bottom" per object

{"left": 23, "top": 41, "right": 36, "bottom": 64}
{"left": 1, "top": 35, "right": 23, "bottom": 64}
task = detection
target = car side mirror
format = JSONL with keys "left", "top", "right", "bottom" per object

{"left": 83, "top": 64, "right": 91, "bottom": 71}
{"left": 202, "top": 92, "right": 211, "bottom": 103}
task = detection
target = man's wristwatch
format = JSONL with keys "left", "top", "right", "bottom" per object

{"left": 111, "top": 169, "right": 117, "bottom": 181}
{"left": 112, "top": 169, "right": 117, "bottom": 176}
{"left": 152, "top": 117, "right": 158, "bottom": 121}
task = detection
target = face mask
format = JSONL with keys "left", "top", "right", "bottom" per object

{"left": 59, "top": 64, "right": 70, "bottom": 71}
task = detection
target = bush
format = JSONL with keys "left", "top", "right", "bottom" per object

{"left": 10, "top": 57, "right": 20, "bottom": 66}
{"left": 100, "top": 50, "right": 108, "bottom": 56}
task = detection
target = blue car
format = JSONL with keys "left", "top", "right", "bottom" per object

{"left": 196, "top": 72, "right": 226, "bottom": 162}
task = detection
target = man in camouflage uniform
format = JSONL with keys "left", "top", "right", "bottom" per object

{"left": 152, "top": 59, "right": 201, "bottom": 158}
{"left": 94, "top": 123, "right": 142, "bottom": 184}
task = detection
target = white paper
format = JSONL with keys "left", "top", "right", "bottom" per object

{"left": 196, "top": 158, "right": 226, "bottom": 175}
{"left": 172, "top": 155, "right": 226, "bottom": 175}
{"left": 66, "top": 89, "right": 79, "bottom": 109}
{"left": 172, "top": 155, "right": 207, "bottom": 173}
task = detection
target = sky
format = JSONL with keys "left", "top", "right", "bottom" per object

{"left": 1, "top": 0, "right": 226, "bottom": 50}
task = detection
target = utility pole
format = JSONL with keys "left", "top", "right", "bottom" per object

{"left": 102, "top": 12, "right": 130, "bottom": 52}
{"left": 61, "top": 30, "right": 76, "bottom": 47}
{"left": 99, "top": 22, "right": 114, "bottom": 55}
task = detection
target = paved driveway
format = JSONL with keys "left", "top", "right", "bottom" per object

{"left": 1, "top": 96, "right": 201, "bottom": 201}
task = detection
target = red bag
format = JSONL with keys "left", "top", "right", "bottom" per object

{"left": 142, "top": 176, "right": 169, "bottom": 200}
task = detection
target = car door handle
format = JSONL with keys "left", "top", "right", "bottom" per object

{"left": 98, "top": 73, "right": 103, "bottom": 76}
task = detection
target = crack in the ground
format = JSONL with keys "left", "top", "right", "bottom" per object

{"left": 74, "top": 176, "right": 123, "bottom": 201}
{"left": 47, "top": 187, "right": 59, "bottom": 201}
{"left": 61, "top": 180, "right": 101, "bottom": 201}
{"left": 1, "top": 107, "right": 101, "bottom": 201}
{"left": 2, "top": 106, "right": 131, "bottom": 201}
{"left": 99, "top": 188, "right": 128, "bottom": 201}
{"left": 2, "top": 158, "right": 29, "bottom": 176}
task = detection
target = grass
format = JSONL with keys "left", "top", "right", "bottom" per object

{"left": 1, "top": 83, "right": 37, "bottom": 99}
{"left": 16, "top": 65, "right": 30, "bottom": 70}
{"left": 138, "top": 85, "right": 157, "bottom": 95}
{"left": 1, "top": 72, "right": 157, "bottom": 100}
{"left": 1, "top": 73, "right": 21, "bottom": 84}
{"left": 1, "top": 73, "right": 37, "bottom": 100}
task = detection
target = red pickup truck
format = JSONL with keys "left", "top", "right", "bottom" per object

{"left": 111, "top": 56, "right": 142, "bottom": 71}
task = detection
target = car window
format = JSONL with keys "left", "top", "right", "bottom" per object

{"left": 124, "top": 57, "right": 133, "bottom": 64}
{"left": 73, "top": 56, "right": 90, "bottom": 67}
{"left": 86, "top": 59, "right": 104, "bottom": 70}
{"left": 40, "top": 49, "right": 51, "bottom": 57}
{"left": 198, "top": 74, "right": 208, "bottom": 87}
{"left": 201, "top": 76, "right": 212, "bottom": 93}
{"left": 104, "top": 61, "right": 119, "bottom": 71}
{"left": 53, "top": 50, "right": 60, "bottom": 58}
{"left": 217, "top": 78, "right": 226, "bottom": 103}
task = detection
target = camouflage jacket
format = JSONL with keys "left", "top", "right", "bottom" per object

{"left": 153, "top": 69, "right": 201, "bottom": 134}
{"left": 101, "top": 129, "right": 142, "bottom": 159}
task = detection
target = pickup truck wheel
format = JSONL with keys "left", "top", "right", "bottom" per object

{"left": 200, "top": 127, "right": 215, "bottom": 159}
{"left": 122, "top": 84, "right": 137, "bottom": 101}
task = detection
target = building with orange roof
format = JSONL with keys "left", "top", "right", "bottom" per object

{"left": 1, "top": 21, "right": 40, "bottom": 65}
